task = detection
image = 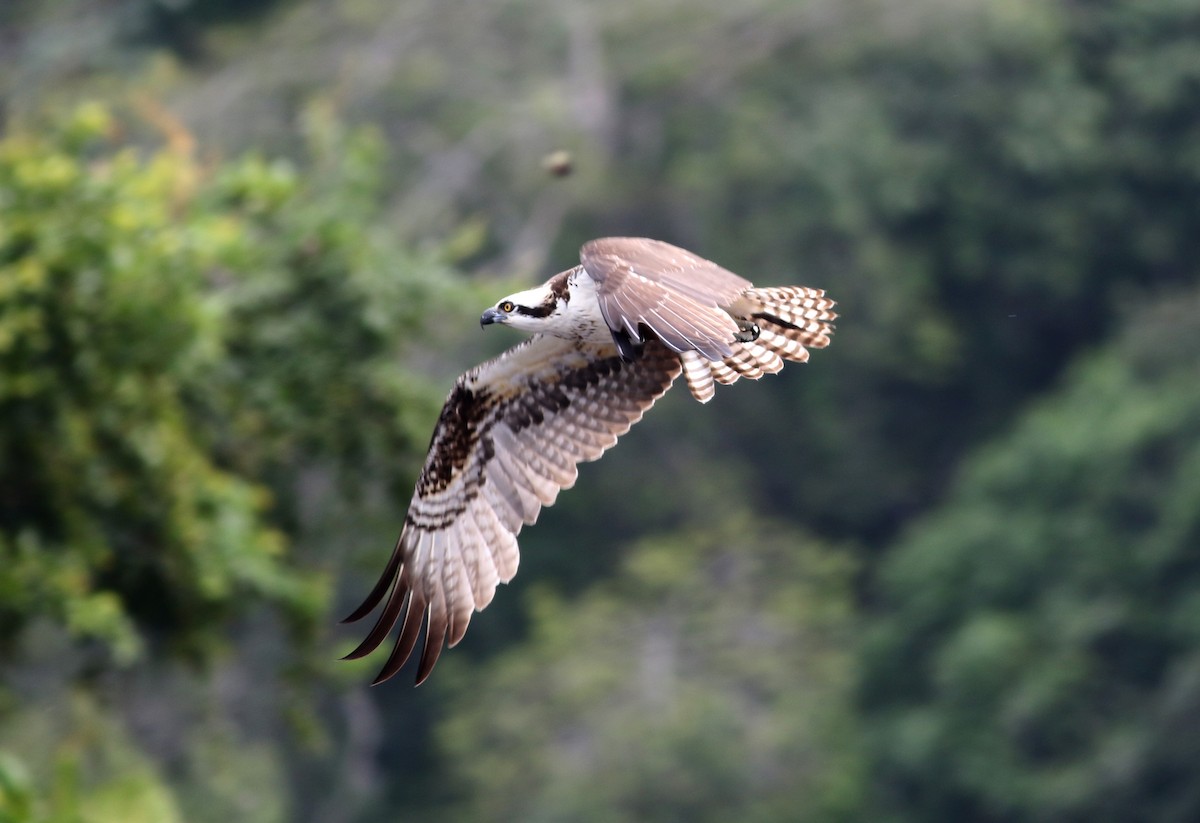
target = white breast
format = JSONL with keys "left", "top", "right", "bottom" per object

{"left": 553, "top": 268, "right": 614, "bottom": 346}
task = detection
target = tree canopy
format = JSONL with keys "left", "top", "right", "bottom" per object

{"left": 2, "top": 1, "right": 1200, "bottom": 821}
{"left": 862, "top": 287, "right": 1200, "bottom": 822}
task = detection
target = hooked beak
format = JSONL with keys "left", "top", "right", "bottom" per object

{"left": 480, "top": 307, "right": 506, "bottom": 328}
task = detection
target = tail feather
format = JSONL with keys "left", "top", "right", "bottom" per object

{"left": 748, "top": 286, "right": 837, "bottom": 347}
{"left": 723, "top": 342, "right": 783, "bottom": 380}
{"left": 679, "top": 285, "right": 836, "bottom": 402}
{"left": 757, "top": 325, "right": 811, "bottom": 363}
{"left": 679, "top": 351, "right": 716, "bottom": 403}
{"left": 710, "top": 360, "right": 742, "bottom": 386}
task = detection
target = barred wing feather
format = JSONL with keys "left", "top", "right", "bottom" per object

{"left": 342, "top": 335, "right": 681, "bottom": 684}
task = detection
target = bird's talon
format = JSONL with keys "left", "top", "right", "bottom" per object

{"left": 734, "top": 322, "right": 760, "bottom": 343}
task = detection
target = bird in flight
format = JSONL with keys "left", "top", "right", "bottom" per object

{"left": 343, "top": 237, "right": 836, "bottom": 684}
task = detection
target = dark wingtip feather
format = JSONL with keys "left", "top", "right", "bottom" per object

{"left": 340, "top": 600, "right": 378, "bottom": 625}
{"left": 368, "top": 593, "right": 428, "bottom": 685}
{"left": 341, "top": 572, "right": 410, "bottom": 660}
{"left": 413, "top": 650, "right": 441, "bottom": 686}
{"left": 341, "top": 540, "right": 406, "bottom": 624}
{"left": 415, "top": 613, "right": 448, "bottom": 685}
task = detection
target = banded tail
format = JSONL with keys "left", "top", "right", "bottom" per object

{"left": 680, "top": 286, "right": 837, "bottom": 403}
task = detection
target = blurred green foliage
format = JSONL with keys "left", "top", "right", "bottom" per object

{"left": 0, "top": 101, "right": 459, "bottom": 820}
{"left": 3, "top": 0, "right": 1200, "bottom": 821}
{"left": 0, "top": 101, "right": 306, "bottom": 664}
{"left": 0, "top": 693, "right": 185, "bottom": 823}
{"left": 437, "top": 517, "right": 861, "bottom": 823}
{"left": 861, "top": 287, "right": 1200, "bottom": 821}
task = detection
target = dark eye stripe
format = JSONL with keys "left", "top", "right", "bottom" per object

{"left": 515, "top": 304, "right": 554, "bottom": 318}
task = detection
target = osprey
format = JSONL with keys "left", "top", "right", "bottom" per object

{"left": 343, "top": 237, "right": 836, "bottom": 684}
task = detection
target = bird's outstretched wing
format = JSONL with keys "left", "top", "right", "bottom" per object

{"left": 580, "top": 237, "right": 752, "bottom": 361}
{"left": 342, "top": 335, "right": 681, "bottom": 684}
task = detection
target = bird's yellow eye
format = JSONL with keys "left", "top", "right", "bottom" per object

{"left": 500, "top": 301, "right": 515, "bottom": 313}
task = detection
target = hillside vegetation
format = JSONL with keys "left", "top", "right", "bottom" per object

{"left": 2, "top": 1, "right": 1198, "bottom": 821}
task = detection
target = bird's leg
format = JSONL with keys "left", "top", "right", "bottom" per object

{"left": 610, "top": 328, "right": 644, "bottom": 362}
{"left": 723, "top": 297, "right": 761, "bottom": 343}
{"left": 733, "top": 318, "right": 760, "bottom": 343}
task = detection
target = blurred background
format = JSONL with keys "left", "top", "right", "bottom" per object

{"left": 2, "top": 0, "right": 1199, "bottom": 820}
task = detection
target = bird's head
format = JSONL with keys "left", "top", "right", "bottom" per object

{"left": 480, "top": 282, "right": 566, "bottom": 334}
